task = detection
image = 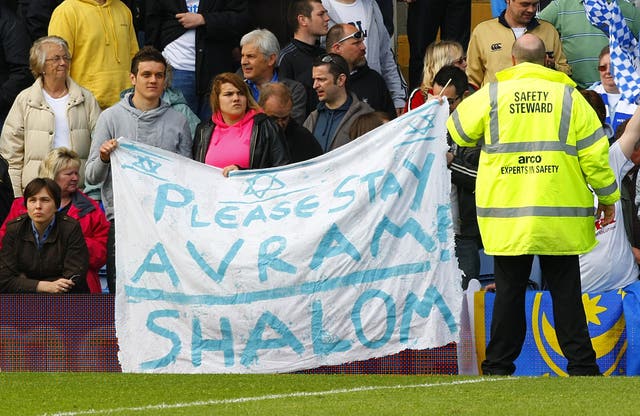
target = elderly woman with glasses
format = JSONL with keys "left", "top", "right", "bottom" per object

{"left": 0, "top": 35, "right": 100, "bottom": 197}
{"left": 193, "top": 72, "right": 290, "bottom": 177}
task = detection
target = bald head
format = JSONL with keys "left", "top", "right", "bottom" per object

{"left": 511, "top": 34, "right": 546, "bottom": 65}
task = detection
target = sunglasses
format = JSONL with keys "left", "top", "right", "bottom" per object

{"left": 598, "top": 64, "right": 610, "bottom": 72}
{"left": 320, "top": 54, "right": 349, "bottom": 75}
{"left": 452, "top": 56, "right": 467, "bottom": 65}
{"left": 335, "top": 30, "right": 364, "bottom": 44}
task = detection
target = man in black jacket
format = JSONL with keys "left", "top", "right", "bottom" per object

{"left": 278, "top": 0, "right": 329, "bottom": 115}
{"left": 145, "top": 0, "right": 249, "bottom": 120}
{"left": 0, "top": 4, "right": 33, "bottom": 126}
{"left": 326, "top": 23, "right": 396, "bottom": 120}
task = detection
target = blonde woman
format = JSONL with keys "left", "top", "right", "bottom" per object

{"left": 405, "top": 40, "right": 468, "bottom": 112}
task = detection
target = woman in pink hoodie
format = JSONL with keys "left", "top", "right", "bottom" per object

{"left": 192, "top": 72, "right": 290, "bottom": 176}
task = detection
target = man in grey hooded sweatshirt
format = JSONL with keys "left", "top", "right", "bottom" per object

{"left": 85, "top": 46, "right": 192, "bottom": 294}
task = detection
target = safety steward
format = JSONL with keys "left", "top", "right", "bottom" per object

{"left": 447, "top": 33, "right": 619, "bottom": 376}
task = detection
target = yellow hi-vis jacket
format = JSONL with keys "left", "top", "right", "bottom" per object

{"left": 447, "top": 62, "right": 619, "bottom": 256}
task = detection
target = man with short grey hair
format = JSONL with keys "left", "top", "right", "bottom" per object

{"left": 240, "top": 28, "right": 308, "bottom": 124}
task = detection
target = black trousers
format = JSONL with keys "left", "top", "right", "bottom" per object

{"left": 106, "top": 220, "right": 115, "bottom": 294}
{"left": 407, "top": 0, "right": 471, "bottom": 90}
{"left": 481, "top": 255, "right": 600, "bottom": 376}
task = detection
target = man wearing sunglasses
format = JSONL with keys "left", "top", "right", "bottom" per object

{"left": 326, "top": 23, "right": 395, "bottom": 120}
{"left": 322, "top": 0, "right": 407, "bottom": 115}
{"left": 590, "top": 46, "right": 638, "bottom": 135}
{"left": 303, "top": 53, "right": 373, "bottom": 152}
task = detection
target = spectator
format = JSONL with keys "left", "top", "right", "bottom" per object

{"left": 259, "top": 82, "right": 323, "bottom": 163}
{"left": 426, "top": 65, "right": 482, "bottom": 290}
{"left": 145, "top": 0, "right": 250, "bottom": 120}
{"left": 303, "top": 53, "right": 374, "bottom": 151}
{"left": 410, "top": 64, "right": 480, "bottom": 289}
{"left": 348, "top": 111, "right": 385, "bottom": 140}
{"left": 322, "top": 0, "right": 408, "bottom": 114}
{"left": 193, "top": 72, "right": 290, "bottom": 177}
{"left": 613, "top": 119, "right": 640, "bottom": 265}
{"left": 0, "top": 4, "right": 33, "bottom": 127}
{"left": 491, "top": 0, "right": 551, "bottom": 17}
{"left": 0, "top": 156, "right": 13, "bottom": 227}
{"left": 466, "top": 0, "right": 570, "bottom": 88}
{"left": 240, "top": 29, "right": 307, "bottom": 125}
{"left": 120, "top": 65, "right": 201, "bottom": 136}
{"left": 406, "top": 40, "right": 468, "bottom": 111}
{"left": 538, "top": 0, "right": 640, "bottom": 89}
{"left": 48, "top": 0, "right": 139, "bottom": 109}
{"left": 589, "top": 46, "right": 638, "bottom": 135}
{"left": 278, "top": 0, "right": 330, "bottom": 115}
{"left": 85, "top": 46, "right": 192, "bottom": 293}
{"left": 580, "top": 107, "right": 640, "bottom": 293}
{"left": 0, "top": 178, "right": 89, "bottom": 294}
{"left": 327, "top": 23, "right": 396, "bottom": 119}
{"left": 401, "top": 0, "right": 471, "bottom": 91}
{"left": 14, "top": 0, "right": 63, "bottom": 42}
{"left": 448, "top": 33, "right": 617, "bottom": 376}
{"left": 0, "top": 35, "right": 101, "bottom": 197}
{"left": 375, "top": 0, "right": 393, "bottom": 37}
{"left": 248, "top": 0, "right": 291, "bottom": 47}
{"left": 0, "top": 147, "right": 109, "bottom": 294}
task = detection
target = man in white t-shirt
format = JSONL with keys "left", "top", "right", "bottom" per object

{"left": 145, "top": 0, "right": 249, "bottom": 120}
{"left": 321, "top": 0, "right": 407, "bottom": 114}
{"left": 580, "top": 107, "right": 640, "bottom": 293}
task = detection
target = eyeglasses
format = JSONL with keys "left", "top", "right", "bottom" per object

{"left": 45, "top": 55, "right": 72, "bottom": 63}
{"left": 335, "top": 30, "right": 364, "bottom": 44}
{"left": 452, "top": 56, "right": 467, "bottom": 66}
{"left": 598, "top": 64, "right": 610, "bottom": 72}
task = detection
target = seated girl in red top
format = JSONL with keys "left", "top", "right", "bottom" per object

{"left": 192, "top": 72, "right": 290, "bottom": 176}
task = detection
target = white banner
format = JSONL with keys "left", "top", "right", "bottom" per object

{"left": 113, "top": 102, "right": 462, "bottom": 373}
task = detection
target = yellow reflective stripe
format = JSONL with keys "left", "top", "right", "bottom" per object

{"left": 576, "top": 127, "right": 606, "bottom": 151}
{"left": 450, "top": 111, "right": 475, "bottom": 143}
{"left": 483, "top": 140, "right": 577, "bottom": 155}
{"left": 592, "top": 179, "right": 619, "bottom": 197}
{"left": 477, "top": 206, "right": 594, "bottom": 218}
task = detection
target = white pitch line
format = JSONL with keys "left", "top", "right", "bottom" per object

{"left": 42, "top": 377, "right": 516, "bottom": 416}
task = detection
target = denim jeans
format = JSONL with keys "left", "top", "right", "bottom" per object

{"left": 171, "top": 68, "right": 198, "bottom": 116}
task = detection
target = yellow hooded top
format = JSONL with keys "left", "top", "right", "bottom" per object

{"left": 49, "top": 0, "right": 139, "bottom": 109}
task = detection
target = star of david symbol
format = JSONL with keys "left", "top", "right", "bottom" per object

{"left": 405, "top": 113, "right": 436, "bottom": 136}
{"left": 132, "top": 155, "right": 161, "bottom": 175}
{"left": 244, "top": 174, "right": 286, "bottom": 199}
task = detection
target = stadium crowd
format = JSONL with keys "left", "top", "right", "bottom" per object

{"left": 0, "top": 0, "right": 640, "bottom": 375}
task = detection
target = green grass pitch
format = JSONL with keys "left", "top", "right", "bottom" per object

{"left": 1, "top": 373, "right": 638, "bottom": 415}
